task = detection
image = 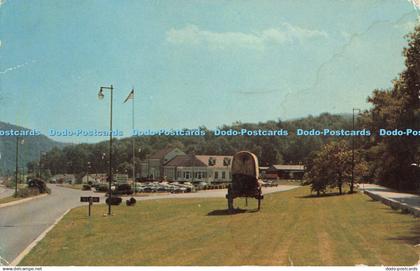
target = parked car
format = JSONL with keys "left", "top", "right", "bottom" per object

{"left": 106, "top": 196, "right": 122, "bottom": 205}
{"left": 113, "top": 183, "right": 133, "bottom": 195}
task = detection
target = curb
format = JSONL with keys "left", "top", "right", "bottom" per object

{"left": 364, "top": 190, "right": 420, "bottom": 217}
{"left": 0, "top": 193, "right": 48, "bottom": 209}
{"left": 10, "top": 208, "right": 71, "bottom": 266}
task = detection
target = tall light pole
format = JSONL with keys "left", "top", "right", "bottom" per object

{"left": 351, "top": 108, "right": 361, "bottom": 193}
{"left": 98, "top": 85, "right": 114, "bottom": 215}
{"left": 124, "top": 88, "right": 135, "bottom": 194}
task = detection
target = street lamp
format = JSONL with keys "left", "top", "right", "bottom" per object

{"left": 98, "top": 85, "right": 114, "bottom": 216}
{"left": 351, "top": 108, "right": 361, "bottom": 193}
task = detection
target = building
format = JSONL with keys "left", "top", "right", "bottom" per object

{"left": 50, "top": 174, "right": 76, "bottom": 184}
{"left": 266, "top": 164, "right": 305, "bottom": 179}
{"left": 259, "top": 166, "right": 269, "bottom": 179}
{"left": 163, "top": 154, "right": 232, "bottom": 184}
{"left": 81, "top": 173, "right": 107, "bottom": 184}
{"left": 139, "top": 147, "right": 185, "bottom": 180}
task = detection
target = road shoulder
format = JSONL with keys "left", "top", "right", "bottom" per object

{"left": 0, "top": 194, "right": 49, "bottom": 209}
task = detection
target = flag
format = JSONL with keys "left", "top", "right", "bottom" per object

{"left": 123, "top": 89, "right": 134, "bottom": 103}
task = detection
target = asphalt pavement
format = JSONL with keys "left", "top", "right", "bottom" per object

{"left": 0, "top": 184, "right": 99, "bottom": 264}
{"left": 362, "top": 183, "right": 420, "bottom": 209}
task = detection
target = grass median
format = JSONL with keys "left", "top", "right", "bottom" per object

{"left": 21, "top": 187, "right": 420, "bottom": 266}
{"left": 0, "top": 196, "right": 20, "bottom": 204}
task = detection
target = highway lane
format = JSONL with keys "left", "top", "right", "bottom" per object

{"left": 0, "top": 184, "right": 101, "bottom": 264}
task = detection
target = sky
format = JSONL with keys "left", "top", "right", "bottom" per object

{"left": 0, "top": 0, "right": 419, "bottom": 143}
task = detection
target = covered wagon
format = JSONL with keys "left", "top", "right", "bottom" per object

{"left": 226, "top": 151, "right": 263, "bottom": 211}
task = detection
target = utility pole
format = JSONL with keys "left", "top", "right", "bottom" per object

{"left": 351, "top": 108, "right": 361, "bottom": 193}
{"left": 15, "top": 136, "right": 19, "bottom": 197}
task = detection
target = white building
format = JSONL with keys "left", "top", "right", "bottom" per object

{"left": 163, "top": 154, "right": 232, "bottom": 184}
{"left": 139, "top": 147, "right": 185, "bottom": 180}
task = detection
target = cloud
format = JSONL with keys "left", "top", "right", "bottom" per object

{"left": 166, "top": 23, "right": 328, "bottom": 50}
{"left": 0, "top": 60, "right": 36, "bottom": 75}
{"left": 0, "top": 0, "right": 6, "bottom": 7}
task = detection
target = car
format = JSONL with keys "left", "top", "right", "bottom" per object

{"left": 113, "top": 183, "right": 133, "bottom": 195}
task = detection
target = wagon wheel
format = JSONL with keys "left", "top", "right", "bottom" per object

{"left": 228, "top": 196, "right": 234, "bottom": 212}
{"left": 227, "top": 185, "right": 234, "bottom": 212}
{"left": 257, "top": 187, "right": 262, "bottom": 211}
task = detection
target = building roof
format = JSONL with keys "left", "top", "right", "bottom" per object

{"left": 270, "top": 164, "right": 305, "bottom": 171}
{"left": 149, "top": 147, "right": 178, "bottom": 159}
{"left": 195, "top": 155, "right": 233, "bottom": 168}
{"left": 165, "top": 155, "right": 207, "bottom": 167}
{"left": 165, "top": 154, "right": 233, "bottom": 168}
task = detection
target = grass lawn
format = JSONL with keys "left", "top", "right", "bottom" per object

{"left": 21, "top": 187, "right": 420, "bottom": 266}
{"left": 0, "top": 196, "right": 19, "bottom": 204}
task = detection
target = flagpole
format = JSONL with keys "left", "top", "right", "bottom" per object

{"left": 132, "top": 89, "right": 135, "bottom": 195}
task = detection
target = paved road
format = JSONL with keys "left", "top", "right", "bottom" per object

{"left": 0, "top": 185, "right": 99, "bottom": 264}
{"left": 362, "top": 183, "right": 420, "bottom": 209}
{"left": 0, "top": 184, "right": 298, "bottom": 265}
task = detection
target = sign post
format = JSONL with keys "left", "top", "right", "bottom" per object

{"left": 80, "top": 196, "right": 100, "bottom": 216}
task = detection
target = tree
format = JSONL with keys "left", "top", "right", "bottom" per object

{"left": 306, "top": 141, "right": 352, "bottom": 196}
{"left": 364, "top": 24, "right": 420, "bottom": 190}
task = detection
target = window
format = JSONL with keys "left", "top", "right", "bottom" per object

{"left": 208, "top": 157, "right": 216, "bottom": 166}
{"left": 194, "top": 172, "right": 206, "bottom": 179}
{"left": 214, "top": 171, "right": 218, "bottom": 179}
{"left": 222, "top": 171, "right": 226, "bottom": 179}
{"left": 183, "top": 171, "right": 190, "bottom": 179}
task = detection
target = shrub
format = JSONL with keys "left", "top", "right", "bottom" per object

{"left": 27, "top": 179, "right": 48, "bottom": 193}
{"left": 82, "top": 184, "right": 91, "bottom": 191}
{"left": 126, "top": 197, "right": 136, "bottom": 206}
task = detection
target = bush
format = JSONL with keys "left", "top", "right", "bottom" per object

{"left": 27, "top": 179, "right": 48, "bottom": 194}
{"left": 82, "top": 184, "right": 91, "bottom": 191}
{"left": 126, "top": 197, "right": 136, "bottom": 206}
